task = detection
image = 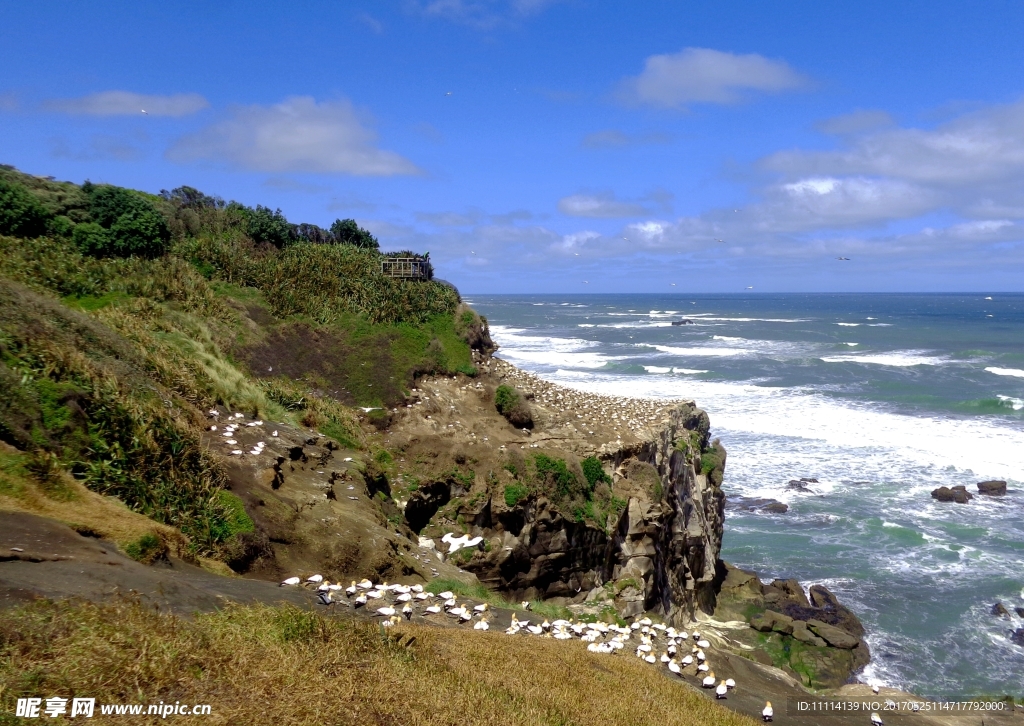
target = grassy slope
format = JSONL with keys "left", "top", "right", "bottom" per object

{"left": 0, "top": 599, "right": 757, "bottom": 726}
{"left": 0, "top": 167, "right": 472, "bottom": 559}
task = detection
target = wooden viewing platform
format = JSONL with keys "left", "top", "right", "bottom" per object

{"left": 381, "top": 256, "right": 430, "bottom": 280}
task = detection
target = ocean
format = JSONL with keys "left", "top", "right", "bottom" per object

{"left": 466, "top": 292, "right": 1024, "bottom": 701}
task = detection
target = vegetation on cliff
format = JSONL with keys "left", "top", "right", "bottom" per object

{"left": 0, "top": 164, "right": 482, "bottom": 559}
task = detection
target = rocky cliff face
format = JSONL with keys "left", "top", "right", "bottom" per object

{"left": 427, "top": 402, "right": 727, "bottom": 625}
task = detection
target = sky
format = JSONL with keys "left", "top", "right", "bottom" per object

{"left": 2, "top": 1, "right": 1024, "bottom": 293}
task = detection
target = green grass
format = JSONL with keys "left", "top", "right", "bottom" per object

{"left": 503, "top": 482, "right": 529, "bottom": 507}
{"left": 123, "top": 532, "right": 162, "bottom": 563}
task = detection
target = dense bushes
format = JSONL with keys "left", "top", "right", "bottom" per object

{"left": 0, "top": 179, "right": 50, "bottom": 237}
{"left": 494, "top": 384, "right": 533, "bottom": 429}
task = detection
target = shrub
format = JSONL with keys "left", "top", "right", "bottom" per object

{"left": 534, "top": 453, "right": 583, "bottom": 501}
{"left": 494, "top": 384, "right": 533, "bottom": 429}
{"left": 124, "top": 533, "right": 162, "bottom": 563}
{"left": 581, "top": 456, "right": 611, "bottom": 490}
{"left": 109, "top": 208, "right": 170, "bottom": 257}
{"left": 72, "top": 222, "right": 111, "bottom": 255}
{"left": 0, "top": 179, "right": 50, "bottom": 237}
{"left": 503, "top": 482, "right": 529, "bottom": 507}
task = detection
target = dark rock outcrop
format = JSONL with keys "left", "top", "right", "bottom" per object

{"left": 1011, "top": 629, "right": 1024, "bottom": 647}
{"left": 931, "top": 485, "right": 973, "bottom": 503}
{"left": 714, "top": 562, "right": 869, "bottom": 689}
{"left": 452, "top": 403, "right": 726, "bottom": 624}
{"left": 977, "top": 480, "right": 1007, "bottom": 496}
{"left": 727, "top": 496, "right": 788, "bottom": 514}
{"left": 992, "top": 601, "right": 1010, "bottom": 617}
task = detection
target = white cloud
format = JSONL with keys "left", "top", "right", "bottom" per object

{"left": 551, "top": 230, "right": 600, "bottom": 253}
{"left": 617, "top": 47, "right": 808, "bottom": 108}
{"left": 411, "top": 0, "right": 557, "bottom": 28}
{"left": 44, "top": 91, "right": 208, "bottom": 117}
{"left": 167, "top": 96, "right": 419, "bottom": 176}
{"left": 766, "top": 98, "right": 1024, "bottom": 187}
{"left": 558, "top": 192, "right": 649, "bottom": 218}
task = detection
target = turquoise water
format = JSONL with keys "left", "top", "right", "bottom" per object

{"left": 467, "top": 293, "right": 1024, "bottom": 701}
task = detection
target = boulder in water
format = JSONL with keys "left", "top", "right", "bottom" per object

{"left": 931, "top": 485, "right": 973, "bottom": 503}
{"left": 670, "top": 319, "right": 695, "bottom": 326}
{"left": 977, "top": 480, "right": 1007, "bottom": 496}
{"left": 1011, "top": 629, "right": 1024, "bottom": 647}
{"left": 991, "top": 601, "right": 1010, "bottom": 618}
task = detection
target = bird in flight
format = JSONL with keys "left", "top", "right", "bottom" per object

{"left": 670, "top": 283, "right": 676, "bottom": 286}
{"left": 444, "top": 91, "right": 453, "bottom": 97}
{"left": 583, "top": 280, "right": 589, "bottom": 284}
{"left": 746, "top": 286, "right": 754, "bottom": 289}
{"left": 622, "top": 237, "right": 629, "bottom": 241}
{"left": 837, "top": 256, "right": 850, "bottom": 261}
{"left": 140, "top": 109, "right": 148, "bottom": 114}
{"left": 714, "top": 238, "right": 724, "bottom": 243}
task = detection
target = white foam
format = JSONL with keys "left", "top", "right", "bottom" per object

{"left": 997, "top": 395, "right": 1024, "bottom": 410}
{"left": 531, "top": 371, "right": 1024, "bottom": 482}
{"left": 643, "top": 365, "right": 710, "bottom": 375}
{"left": 821, "top": 351, "right": 947, "bottom": 367}
{"left": 650, "top": 344, "right": 752, "bottom": 357}
{"left": 987, "top": 367, "right": 1024, "bottom": 379}
{"left": 578, "top": 324, "right": 595, "bottom": 328}
{"left": 836, "top": 322, "right": 860, "bottom": 327}
{"left": 843, "top": 342, "right": 859, "bottom": 346}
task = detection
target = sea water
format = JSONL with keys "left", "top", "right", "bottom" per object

{"left": 467, "top": 293, "right": 1024, "bottom": 701}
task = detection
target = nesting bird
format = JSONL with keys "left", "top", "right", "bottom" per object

{"left": 762, "top": 702, "right": 773, "bottom": 722}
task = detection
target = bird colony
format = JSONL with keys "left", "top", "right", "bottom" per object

{"left": 282, "top": 575, "right": 753, "bottom": 711}
{"left": 206, "top": 410, "right": 277, "bottom": 457}
{"left": 492, "top": 359, "right": 679, "bottom": 438}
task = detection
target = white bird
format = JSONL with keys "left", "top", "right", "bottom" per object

{"left": 358, "top": 579, "right": 374, "bottom": 589}
{"left": 438, "top": 590, "right": 454, "bottom": 599}
{"left": 702, "top": 672, "right": 716, "bottom": 688}
{"left": 280, "top": 577, "right": 300, "bottom": 586}
{"left": 521, "top": 601, "right": 531, "bottom": 610}
{"left": 527, "top": 625, "right": 543, "bottom": 635}
{"left": 402, "top": 603, "right": 413, "bottom": 619}
{"left": 271, "top": 430, "right": 278, "bottom": 437}
{"left": 696, "top": 639, "right": 710, "bottom": 649}
{"left": 354, "top": 594, "right": 367, "bottom": 608}
{"left": 410, "top": 584, "right": 424, "bottom": 593}
{"left": 725, "top": 678, "right": 735, "bottom": 689}
{"left": 425, "top": 605, "right": 441, "bottom": 614}
{"left": 681, "top": 655, "right": 693, "bottom": 666}
{"left": 872, "top": 685, "right": 880, "bottom": 694}
{"left": 668, "top": 659, "right": 681, "bottom": 675}
{"left": 715, "top": 681, "right": 727, "bottom": 699}
{"left": 473, "top": 619, "right": 489, "bottom": 631}
{"left": 762, "top": 701, "right": 773, "bottom": 722}
{"left": 317, "top": 591, "right": 333, "bottom": 605}
{"left": 870, "top": 713, "right": 884, "bottom": 726}
{"left": 644, "top": 653, "right": 656, "bottom": 664}
{"left": 230, "top": 449, "right": 243, "bottom": 455}
{"left": 140, "top": 109, "right": 148, "bottom": 114}
{"left": 473, "top": 602, "right": 488, "bottom": 613}
{"left": 377, "top": 606, "right": 396, "bottom": 617}
{"left": 367, "top": 589, "right": 384, "bottom": 600}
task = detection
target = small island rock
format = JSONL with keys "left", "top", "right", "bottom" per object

{"left": 977, "top": 480, "right": 1007, "bottom": 496}
{"left": 931, "top": 485, "right": 973, "bottom": 503}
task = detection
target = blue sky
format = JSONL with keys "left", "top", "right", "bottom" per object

{"left": 3, "top": 1, "right": 1024, "bottom": 292}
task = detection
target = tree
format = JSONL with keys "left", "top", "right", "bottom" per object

{"left": 72, "top": 222, "right": 111, "bottom": 256}
{"left": 109, "top": 209, "right": 170, "bottom": 257}
{"left": 85, "top": 183, "right": 152, "bottom": 227}
{"left": 242, "top": 205, "right": 292, "bottom": 248}
{"left": 0, "top": 179, "right": 50, "bottom": 237}
{"left": 329, "top": 218, "right": 379, "bottom": 250}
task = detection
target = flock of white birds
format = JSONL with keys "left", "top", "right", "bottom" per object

{"left": 279, "top": 574, "right": 787, "bottom": 722}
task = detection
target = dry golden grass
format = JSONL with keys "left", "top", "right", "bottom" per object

{"left": 0, "top": 443, "right": 189, "bottom": 559}
{"left": 0, "top": 599, "right": 757, "bottom": 726}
